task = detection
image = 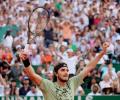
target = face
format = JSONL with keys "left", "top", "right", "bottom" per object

{"left": 103, "top": 74, "right": 110, "bottom": 81}
{"left": 31, "top": 86, "right": 36, "bottom": 93}
{"left": 93, "top": 86, "right": 98, "bottom": 93}
{"left": 67, "top": 52, "right": 73, "bottom": 57}
{"left": 23, "top": 79, "right": 29, "bottom": 85}
{"left": 11, "top": 82, "right": 16, "bottom": 87}
{"left": 80, "top": 61, "right": 85, "bottom": 67}
{"left": 56, "top": 67, "right": 69, "bottom": 82}
{"left": 60, "top": 46, "right": 66, "bottom": 52}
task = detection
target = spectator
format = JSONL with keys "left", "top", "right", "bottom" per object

{"left": 0, "top": 0, "right": 120, "bottom": 97}
{"left": 8, "top": 79, "right": 19, "bottom": 96}
{"left": 43, "top": 22, "right": 54, "bottom": 48}
{"left": 19, "top": 76, "right": 31, "bottom": 96}
{"left": 114, "top": 36, "right": 120, "bottom": 63}
{"left": 0, "top": 74, "right": 7, "bottom": 96}
{"left": 61, "top": 48, "right": 79, "bottom": 77}
{"left": 26, "top": 84, "right": 43, "bottom": 96}
{"left": 20, "top": 42, "right": 109, "bottom": 100}
{"left": 88, "top": 83, "right": 101, "bottom": 96}
{"left": 10, "top": 59, "right": 24, "bottom": 80}
{"left": 2, "top": 30, "right": 13, "bottom": 49}
{"left": 99, "top": 74, "right": 113, "bottom": 95}
{"left": 76, "top": 85, "right": 85, "bottom": 96}
{"left": 99, "top": 62, "right": 116, "bottom": 79}
{"left": 30, "top": 48, "right": 41, "bottom": 66}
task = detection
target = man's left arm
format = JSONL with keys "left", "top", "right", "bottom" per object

{"left": 70, "top": 42, "right": 109, "bottom": 91}
{"left": 81, "top": 42, "right": 109, "bottom": 78}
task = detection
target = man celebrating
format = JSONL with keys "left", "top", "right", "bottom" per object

{"left": 20, "top": 42, "right": 109, "bottom": 100}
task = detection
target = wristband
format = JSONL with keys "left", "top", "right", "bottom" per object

{"left": 22, "top": 59, "right": 30, "bottom": 67}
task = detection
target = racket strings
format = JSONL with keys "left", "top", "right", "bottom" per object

{"left": 28, "top": 7, "right": 49, "bottom": 41}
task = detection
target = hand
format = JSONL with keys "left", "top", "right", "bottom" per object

{"left": 19, "top": 51, "right": 30, "bottom": 67}
{"left": 19, "top": 51, "right": 28, "bottom": 61}
{"left": 102, "top": 42, "right": 110, "bottom": 53}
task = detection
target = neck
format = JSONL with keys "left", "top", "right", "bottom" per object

{"left": 57, "top": 80, "right": 67, "bottom": 87}
{"left": 24, "top": 84, "right": 29, "bottom": 88}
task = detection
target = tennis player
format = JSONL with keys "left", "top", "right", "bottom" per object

{"left": 20, "top": 42, "right": 109, "bottom": 100}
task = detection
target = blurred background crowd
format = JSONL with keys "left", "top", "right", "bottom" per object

{"left": 0, "top": 0, "right": 120, "bottom": 97}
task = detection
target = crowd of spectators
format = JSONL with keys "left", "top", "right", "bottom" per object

{"left": 0, "top": 0, "right": 120, "bottom": 97}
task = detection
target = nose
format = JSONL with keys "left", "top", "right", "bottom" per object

{"left": 64, "top": 70, "right": 69, "bottom": 75}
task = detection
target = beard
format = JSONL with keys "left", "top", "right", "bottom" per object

{"left": 57, "top": 75, "right": 69, "bottom": 82}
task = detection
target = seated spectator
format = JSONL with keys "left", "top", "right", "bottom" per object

{"left": 8, "top": 79, "right": 19, "bottom": 96}
{"left": 26, "top": 84, "right": 43, "bottom": 97}
{"left": 76, "top": 85, "right": 85, "bottom": 96}
{"left": 88, "top": 84, "right": 101, "bottom": 96}
{"left": 99, "top": 74, "right": 113, "bottom": 95}
{"left": 102, "top": 87, "right": 113, "bottom": 95}
{"left": 115, "top": 71, "right": 120, "bottom": 94}
{"left": 19, "top": 76, "right": 31, "bottom": 96}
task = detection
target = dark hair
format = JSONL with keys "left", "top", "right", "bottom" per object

{"left": 11, "top": 79, "right": 16, "bottom": 83}
{"left": 31, "top": 83, "right": 36, "bottom": 88}
{"left": 1, "top": 61, "right": 11, "bottom": 70}
{"left": 54, "top": 62, "right": 68, "bottom": 73}
{"left": 53, "top": 72, "right": 57, "bottom": 82}
{"left": 53, "top": 62, "right": 68, "bottom": 82}
{"left": 10, "top": 79, "right": 17, "bottom": 95}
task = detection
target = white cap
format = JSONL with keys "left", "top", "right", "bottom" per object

{"left": 61, "top": 42, "right": 68, "bottom": 47}
{"left": 67, "top": 48, "right": 73, "bottom": 52}
{"left": 16, "top": 45, "right": 21, "bottom": 49}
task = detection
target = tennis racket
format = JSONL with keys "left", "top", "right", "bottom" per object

{"left": 28, "top": 7, "right": 50, "bottom": 41}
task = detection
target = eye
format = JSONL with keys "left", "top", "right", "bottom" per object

{"left": 60, "top": 68, "right": 69, "bottom": 72}
{"left": 61, "top": 69, "right": 65, "bottom": 71}
{"left": 66, "top": 69, "right": 69, "bottom": 72}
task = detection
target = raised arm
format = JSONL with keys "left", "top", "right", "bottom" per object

{"left": 0, "top": 74, "right": 7, "bottom": 86}
{"left": 19, "top": 53, "right": 42, "bottom": 86}
{"left": 81, "top": 42, "right": 109, "bottom": 78}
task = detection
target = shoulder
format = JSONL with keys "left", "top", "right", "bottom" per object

{"left": 26, "top": 91, "right": 32, "bottom": 96}
{"left": 38, "top": 78, "right": 54, "bottom": 92}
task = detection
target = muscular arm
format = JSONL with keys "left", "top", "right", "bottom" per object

{"left": 81, "top": 42, "right": 109, "bottom": 78}
{"left": 20, "top": 53, "right": 42, "bottom": 86}
{"left": 23, "top": 65, "right": 42, "bottom": 85}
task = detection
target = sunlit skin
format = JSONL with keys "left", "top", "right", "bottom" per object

{"left": 56, "top": 67, "right": 69, "bottom": 87}
{"left": 19, "top": 42, "right": 110, "bottom": 94}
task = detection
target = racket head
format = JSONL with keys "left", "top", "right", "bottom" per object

{"left": 28, "top": 7, "right": 50, "bottom": 40}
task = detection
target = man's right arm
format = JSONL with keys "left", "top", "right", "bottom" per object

{"left": 20, "top": 53, "right": 42, "bottom": 87}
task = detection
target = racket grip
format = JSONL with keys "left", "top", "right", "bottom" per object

{"left": 22, "top": 58, "right": 30, "bottom": 67}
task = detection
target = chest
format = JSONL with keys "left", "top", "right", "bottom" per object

{"left": 46, "top": 83, "right": 73, "bottom": 100}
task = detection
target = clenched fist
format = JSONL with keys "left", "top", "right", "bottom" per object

{"left": 19, "top": 52, "right": 28, "bottom": 61}
{"left": 19, "top": 52, "right": 30, "bottom": 67}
